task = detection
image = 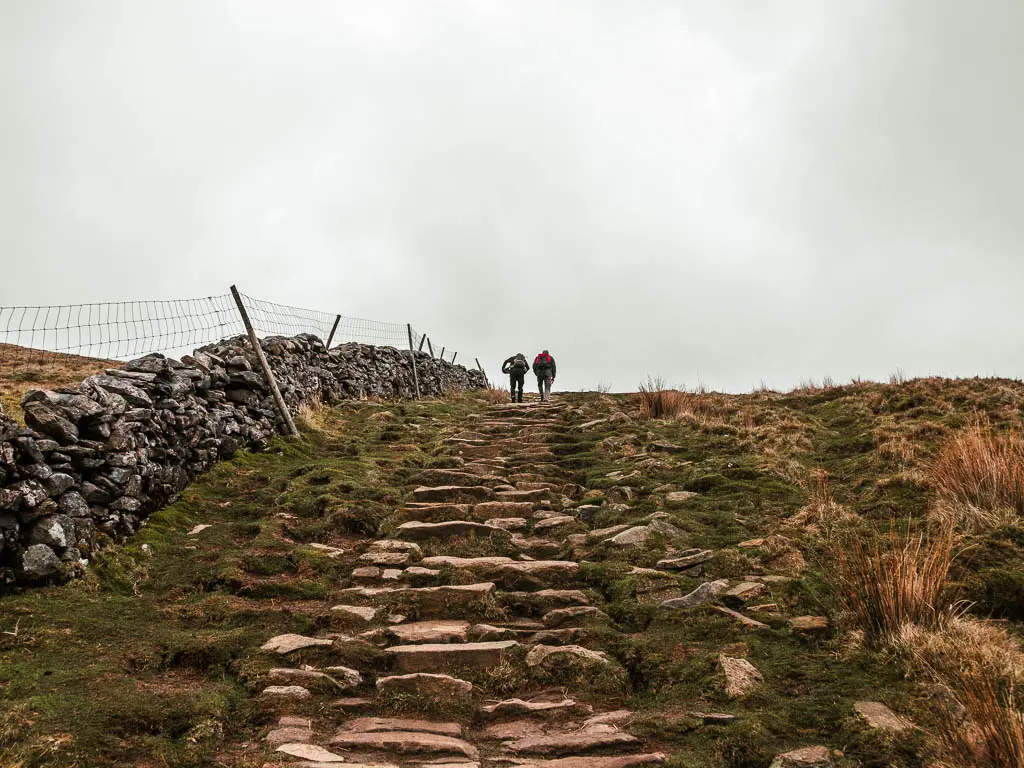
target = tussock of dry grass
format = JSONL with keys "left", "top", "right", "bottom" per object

{"left": 636, "top": 378, "right": 688, "bottom": 419}
{"left": 788, "top": 470, "right": 853, "bottom": 537}
{"left": 896, "top": 618, "right": 1024, "bottom": 767}
{"left": 931, "top": 425, "right": 1024, "bottom": 530}
{"left": 481, "top": 385, "right": 511, "bottom": 404}
{"left": 829, "top": 521, "right": 959, "bottom": 645}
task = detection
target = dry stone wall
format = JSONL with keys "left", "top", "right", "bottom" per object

{"left": 0, "top": 333, "right": 485, "bottom": 586}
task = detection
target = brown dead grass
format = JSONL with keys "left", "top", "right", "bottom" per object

{"left": 830, "top": 521, "right": 959, "bottom": 645}
{"left": 0, "top": 343, "right": 115, "bottom": 423}
{"left": 481, "top": 385, "right": 512, "bottom": 405}
{"left": 931, "top": 424, "right": 1024, "bottom": 530}
{"left": 896, "top": 617, "right": 1024, "bottom": 767}
{"left": 788, "top": 469, "right": 854, "bottom": 538}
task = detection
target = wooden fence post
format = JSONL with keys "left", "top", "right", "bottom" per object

{"left": 418, "top": 334, "right": 426, "bottom": 352}
{"left": 326, "top": 314, "right": 341, "bottom": 349}
{"left": 229, "top": 285, "right": 299, "bottom": 437}
{"left": 451, "top": 352, "right": 457, "bottom": 364}
{"left": 476, "top": 357, "right": 489, "bottom": 387}
{"left": 406, "top": 323, "right": 421, "bottom": 400}
{"left": 426, "top": 338, "right": 434, "bottom": 358}
{"left": 439, "top": 346, "right": 445, "bottom": 361}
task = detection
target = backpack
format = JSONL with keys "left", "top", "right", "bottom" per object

{"left": 534, "top": 353, "right": 552, "bottom": 372}
{"left": 511, "top": 355, "right": 529, "bottom": 373}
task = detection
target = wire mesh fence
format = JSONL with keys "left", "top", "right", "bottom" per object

{"left": 0, "top": 289, "right": 471, "bottom": 368}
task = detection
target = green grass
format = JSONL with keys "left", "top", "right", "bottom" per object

{"left": 2, "top": 380, "right": 1022, "bottom": 767}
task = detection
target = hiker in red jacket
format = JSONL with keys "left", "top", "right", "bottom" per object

{"left": 532, "top": 350, "right": 557, "bottom": 402}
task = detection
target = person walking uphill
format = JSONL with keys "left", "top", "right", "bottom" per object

{"left": 502, "top": 352, "right": 530, "bottom": 403}
{"left": 533, "top": 350, "right": 557, "bottom": 402}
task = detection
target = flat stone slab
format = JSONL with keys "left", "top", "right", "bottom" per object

{"left": 332, "top": 605, "right": 377, "bottom": 621}
{"left": 387, "top": 620, "right": 471, "bottom": 644}
{"left": 660, "top": 580, "right": 729, "bottom": 610}
{"left": 398, "top": 503, "right": 473, "bottom": 521}
{"left": 504, "top": 731, "right": 638, "bottom": 755}
{"left": 329, "top": 730, "right": 480, "bottom": 759}
{"left": 713, "top": 605, "right": 770, "bottom": 629}
{"left": 268, "top": 668, "right": 336, "bottom": 685}
{"left": 769, "top": 745, "right": 833, "bottom": 767}
{"left": 657, "top": 549, "right": 714, "bottom": 570}
{"left": 789, "top": 616, "right": 829, "bottom": 634}
{"left": 413, "top": 486, "right": 496, "bottom": 503}
{"left": 723, "top": 582, "right": 767, "bottom": 605}
{"left": 377, "top": 673, "right": 473, "bottom": 699}
{"left": 308, "top": 542, "right": 346, "bottom": 557}
{"left": 343, "top": 716, "right": 462, "bottom": 737}
{"left": 359, "top": 551, "right": 412, "bottom": 565}
{"left": 475, "top": 501, "right": 536, "bottom": 519}
{"left": 277, "top": 743, "right": 347, "bottom": 762}
{"left": 526, "top": 644, "right": 610, "bottom": 671}
{"left": 720, "top": 655, "right": 763, "bottom": 698}
{"left": 412, "top": 469, "right": 508, "bottom": 487}
{"left": 486, "top": 517, "right": 529, "bottom": 531}
{"left": 261, "top": 685, "right": 311, "bottom": 700}
{"left": 482, "top": 698, "right": 579, "bottom": 716}
{"left": 496, "top": 489, "right": 551, "bottom": 502}
{"left": 343, "top": 583, "right": 495, "bottom": 611}
{"left": 853, "top": 701, "right": 909, "bottom": 731}
{"left": 387, "top": 640, "right": 520, "bottom": 672}
{"left": 420, "top": 556, "right": 579, "bottom": 582}
{"left": 397, "top": 520, "right": 496, "bottom": 541}
{"left": 542, "top": 607, "right": 606, "bottom": 628}
{"left": 265, "top": 726, "right": 312, "bottom": 745}
{"left": 261, "top": 634, "right": 334, "bottom": 654}
{"left": 690, "top": 712, "right": 739, "bottom": 725}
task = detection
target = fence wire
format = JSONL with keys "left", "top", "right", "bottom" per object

{"left": 0, "top": 291, "right": 469, "bottom": 368}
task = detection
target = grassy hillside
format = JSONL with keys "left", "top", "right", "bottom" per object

{"left": 0, "top": 344, "right": 115, "bottom": 423}
{"left": 0, "top": 376, "right": 1022, "bottom": 767}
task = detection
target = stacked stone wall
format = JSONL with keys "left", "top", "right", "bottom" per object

{"left": 0, "top": 333, "right": 485, "bottom": 585}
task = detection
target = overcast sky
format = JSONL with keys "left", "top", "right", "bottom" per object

{"left": 2, "top": 1, "right": 1022, "bottom": 392}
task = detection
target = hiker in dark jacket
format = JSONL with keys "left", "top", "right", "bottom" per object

{"left": 502, "top": 353, "right": 530, "bottom": 403}
{"left": 532, "top": 350, "right": 557, "bottom": 402}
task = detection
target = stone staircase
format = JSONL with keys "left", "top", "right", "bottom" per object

{"left": 254, "top": 401, "right": 670, "bottom": 768}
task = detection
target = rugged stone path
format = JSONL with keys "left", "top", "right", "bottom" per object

{"left": 255, "top": 399, "right": 672, "bottom": 768}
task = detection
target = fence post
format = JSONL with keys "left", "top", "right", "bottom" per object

{"left": 451, "top": 352, "right": 457, "bottom": 365}
{"left": 418, "top": 334, "right": 426, "bottom": 352}
{"left": 229, "top": 285, "right": 299, "bottom": 437}
{"left": 426, "top": 337, "right": 434, "bottom": 358}
{"left": 406, "top": 323, "right": 421, "bottom": 400}
{"left": 439, "top": 346, "right": 445, "bottom": 361}
{"left": 476, "top": 357, "right": 489, "bottom": 387}
{"left": 326, "top": 314, "right": 341, "bottom": 349}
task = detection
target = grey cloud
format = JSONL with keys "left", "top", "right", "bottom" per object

{"left": 2, "top": 1, "right": 1022, "bottom": 392}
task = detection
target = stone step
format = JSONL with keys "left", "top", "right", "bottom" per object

{"left": 496, "top": 489, "right": 553, "bottom": 503}
{"left": 328, "top": 730, "right": 479, "bottom": 759}
{"left": 419, "top": 556, "right": 579, "bottom": 586}
{"left": 410, "top": 469, "right": 509, "bottom": 488}
{"left": 341, "top": 583, "right": 495, "bottom": 613}
{"left": 376, "top": 672, "right": 474, "bottom": 701}
{"left": 396, "top": 503, "right": 473, "bottom": 522}
{"left": 396, "top": 520, "right": 497, "bottom": 541}
{"left": 385, "top": 640, "right": 520, "bottom": 672}
{"left": 377, "top": 620, "right": 471, "bottom": 644}
{"left": 413, "top": 486, "right": 496, "bottom": 504}
{"left": 504, "top": 731, "right": 639, "bottom": 756}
